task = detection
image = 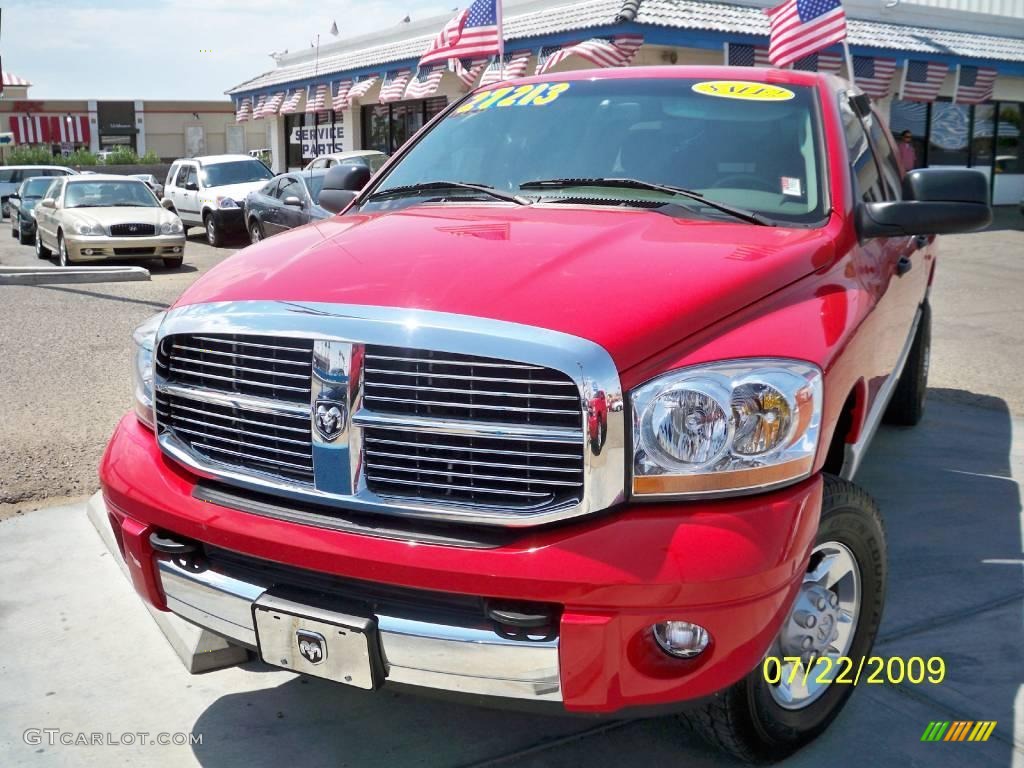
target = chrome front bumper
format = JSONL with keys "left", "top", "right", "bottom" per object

{"left": 157, "top": 556, "right": 562, "bottom": 701}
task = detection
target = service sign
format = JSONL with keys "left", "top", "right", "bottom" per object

{"left": 290, "top": 125, "right": 345, "bottom": 158}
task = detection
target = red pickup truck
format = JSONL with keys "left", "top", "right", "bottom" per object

{"left": 100, "top": 67, "right": 990, "bottom": 762}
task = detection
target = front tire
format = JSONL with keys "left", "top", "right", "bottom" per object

{"left": 681, "top": 474, "right": 886, "bottom": 763}
{"left": 58, "top": 233, "right": 70, "bottom": 267}
{"left": 35, "top": 230, "right": 51, "bottom": 258}
{"left": 883, "top": 302, "right": 931, "bottom": 427}
{"left": 248, "top": 217, "right": 263, "bottom": 244}
{"left": 204, "top": 213, "right": 223, "bottom": 248}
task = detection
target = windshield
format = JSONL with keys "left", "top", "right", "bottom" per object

{"left": 367, "top": 78, "right": 825, "bottom": 224}
{"left": 21, "top": 178, "right": 53, "bottom": 198}
{"left": 202, "top": 159, "right": 273, "bottom": 187}
{"left": 64, "top": 180, "right": 159, "bottom": 208}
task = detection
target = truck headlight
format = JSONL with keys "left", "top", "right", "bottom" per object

{"left": 216, "top": 196, "right": 239, "bottom": 209}
{"left": 132, "top": 311, "right": 166, "bottom": 429}
{"left": 631, "top": 359, "right": 822, "bottom": 497}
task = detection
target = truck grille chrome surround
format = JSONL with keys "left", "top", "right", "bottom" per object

{"left": 152, "top": 301, "right": 625, "bottom": 527}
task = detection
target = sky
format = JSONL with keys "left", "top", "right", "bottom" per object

{"left": 2, "top": 0, "right": 451, "bottom": 101}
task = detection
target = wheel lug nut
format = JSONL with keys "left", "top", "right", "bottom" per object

{"left": 828, "top": 592, "right": 839, "bottom": 608}
{"left": 795, "top": 611, "right": 816, "bottom": 628}
{"left": 802, "top": 636, "right": 814, "bottom": 650}
{"left": 816, "top": 598, "right": 827, "bottom": 611}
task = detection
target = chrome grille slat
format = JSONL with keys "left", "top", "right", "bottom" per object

{"left": 365, "top": 354, "right": 545, "bottom": 370}
{"left": 191, "top": 336, "right": 312, "bottom": 355}
{"left": 366, "top": 461, "right": 577, "bottom": 487}
{"left": 365, "top": 381, "right": 580, "bottom": 401}
{"left": 192, "top": 442, "right": 314, "bottom": 473}
{"left": 161, "top": 400, "right": 310, "bottom": 434}
{"left": 364, "top": 367, "right": 576, "bottom": 387}
{"left": 172, "top": 344, "right": 312, "bottom": 367}
{"left": 363, "top": 435, "right": 578, "bottom": 460}
{"left": 159, "top": 383, "right": 310, "bottom": 417}
{"left": 169, "top": 354, "right": 311, "bottom": 380}
{"left": 365, "top": 474, "right": 553, "bottom": 499}
{"left": 363, "top": 394, "right": 580, "bottom": 416}
{"left": 173, "top": 427, "right": 313, "bottom": 459}
{"left": 170, "top": 416, "right": 312, "bottom": 447}
{"left": 167, "top": 366, "right": 312, "bottom": 394}
{"left": 365, "top": 449, "right": 578, "bottom": 473}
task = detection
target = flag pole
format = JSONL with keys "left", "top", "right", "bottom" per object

{"left": 842, "top": 40, "right": 855, "bottom": 87}
{"left": 497, "top": 0, "right": 505, "bottom": 80}
{"left": 952, "top": 64, "right": 960, "bottom": 104}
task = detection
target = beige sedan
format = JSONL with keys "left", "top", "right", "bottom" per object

{"left": 33, "top": 174, "right": 186, "bottom": 268}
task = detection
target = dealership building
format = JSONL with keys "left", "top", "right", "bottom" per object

{"left": 0, "top": 73, "right": 266, "bottom": 160}
{"left": 227, "top": 0, "right": 1024, "bottom": 204}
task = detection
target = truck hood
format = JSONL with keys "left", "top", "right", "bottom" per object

{"left": 175, "top": 204, "right": 835, "bottom": 372}
{"left": 204, "top": 181, "right": 269, "bottom": 204}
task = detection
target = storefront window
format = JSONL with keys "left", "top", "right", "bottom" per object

{"left": 970, "top": 104, "right": 995, "bottom": 168}
{"left": 889, "top": 100, "right": 928, "bottom": 167}
{"left": 361, "top": 97, "right": 448, "bottom": 155}
{"left": 995, "top": 102, "right": 1021, "bottom": 174}
{"left": 285, "top": 111, "right": 344, "bottom": 169}
{"left": 927, "top": 101, "right": 970, "bottom": 166}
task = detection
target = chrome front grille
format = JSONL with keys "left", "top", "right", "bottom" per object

{"left": 152, "top": 302, "right": 625, "bottom": 527}
{"left": 155, "top": 334, "right": 315, "bottom": 483}
{"left": 362, "top": 346, "right": 583, "bottom": 508}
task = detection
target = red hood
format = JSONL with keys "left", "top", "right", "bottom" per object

{"left": 175, "top": 205, "right": 835, "bottom": 372}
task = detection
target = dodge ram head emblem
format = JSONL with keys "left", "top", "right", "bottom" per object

{"left": 314, "top": 399, "right": 347, "bottom": 442}
{"left": 296, "top": 630, "right": 326, "bottom": 665}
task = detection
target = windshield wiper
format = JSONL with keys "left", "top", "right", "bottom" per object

{"left": 368, "top": 181, "right": 529, "bottom": 206}
{"left": 519, "top": 177, "right": 774, "bottom": 226}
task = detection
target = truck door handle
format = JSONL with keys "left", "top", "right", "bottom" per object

{"left": 897, "top": 256, "right": 912, "bottom": 276}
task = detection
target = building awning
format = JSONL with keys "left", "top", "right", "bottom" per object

{"left": 8, "top": 114, "right": 90, "bottom": 145}
{"left": 227, "top": 0, "right": 1024, "bottom": 97}
{"left": 2, "top": 71, "right": 32, "bottom": 88}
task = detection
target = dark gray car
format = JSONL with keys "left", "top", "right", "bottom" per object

{"left": 243, "top": 169, "right": 330, "bottom": 243}
{"left": 8, "top": 176, "right": 56, "bottom": 244}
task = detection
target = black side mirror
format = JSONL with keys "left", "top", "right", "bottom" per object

{"left": 185, "top": 181, "right": 199, "bottom": 191}
{"left": 8, "top": 192, "right": 19, "bottom": 200}
{"left": 319, "top": 164, "right": 372, "bottom": 214}
{"left": 858, "top": 168, "right": 992, "bottom": 239}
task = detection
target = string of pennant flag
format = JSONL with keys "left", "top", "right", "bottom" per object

{"left": 233, "top": 0, "right": 998, "bottom": 122}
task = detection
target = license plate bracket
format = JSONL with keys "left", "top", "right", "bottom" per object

{"left": 252, "top": 591, "right": 384, "bottom": 690}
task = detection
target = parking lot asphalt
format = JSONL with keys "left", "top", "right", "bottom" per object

{"left": 0, "top": 394, "right": 1020, "bottom": 767}
{"left": 1, "top": 207, "right": 1021, "bottom": 515}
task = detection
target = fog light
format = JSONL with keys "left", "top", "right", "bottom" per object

{"left": 83, "top": 248, "right": 94, "bottom": 256}
{"left": 652, "top": 621, "right": 710, "bottom": 658}
{"left": 172, "top": 246, "right": 181, "bottom": 253}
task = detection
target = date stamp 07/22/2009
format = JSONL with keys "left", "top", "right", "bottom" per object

{"left": 763, "top": 656, "right": 946, "bottom": 687}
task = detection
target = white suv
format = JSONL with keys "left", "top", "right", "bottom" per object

{"left": 163, "top": 155, "right": 273, "bottom": 246}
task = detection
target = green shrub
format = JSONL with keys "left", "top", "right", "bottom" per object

{"left": 104, "top": 148, "right": 141, "bottom": 165}
{"left": 1, "top": 147, "right": 99, "bottom": 166}
{"left": 140, "top": 150, "right": 160, "bottom": 164}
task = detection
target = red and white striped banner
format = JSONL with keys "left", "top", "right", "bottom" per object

{"left": 899, "top": 60, "right": 948, "bottom": 102}
{"left": 252, "top": 94, "right": 268, "bottom": 119}
{"left": 261, "top": 91, "right": 286, "bottom": 116}
{"left": 332, "top": 80, "right": 353, "bottom": 111}
{"left": 235, "top": 97, "right": 252, "bottom": 122}
{"left": 404, "top": 66, "right": 446, "bottom": 100}
{"left": 851, "top": 55, "right": 898, "bottom": 98}
{"left": 280, "top": 89, "right": 304, "bottom": 115}
{"left": 345, "top": 76, "right": 378, "bottom": 108}
{"left": 954, "top": 65, "right": 997, "bottom": 104}
{"left": 479, "top": 50, "right": 532, "bottom": 87}
{"left": 453, "top": 58, "right": 489, "bottom": 89}
{"left": 379, "top": 70, "right": 413, "bottom": 103}
{"left": 8, "top": 114, "right": 89, "bottom": 144}
{"left": 535, "top": 35, "right": 643, "bottom": 75}
{"left": 308, "top": 83, "right": 329, "bottom": 112}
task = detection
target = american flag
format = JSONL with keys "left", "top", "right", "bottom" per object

{"left": 535, "top": 35, "right": 643, "bottom": 75}
{"left": 379, "top": 70, "right": 412, "bottom": 103}
{"left": 899, "top": 60, "right": 948, "bottom": 102}
{"left": 262, "top": 90, "right": 285, "bottom": 116}
{"left": 792, "top": 50, "right": 843, "bottom": 74}
{"left": 332, "top": 80, "right": 353, "bottom": 111}
{"left": 305, "top": 83, "right": 328, "bottom": 113}
{"left": 279, "top": 89, "right": 303, "bottom": 115}
{"left": 235, "top": 97, "right": 252, "bottom": 123}
{"left": 405, "top": 66, "right": 446, "bottom": 99}
{"left": 251, "top": 94, "right": 268, "bottom": 119}
{"left": 479, "top": 50, "right": 532, "bottom": 87}
{"left": 420, "top": 0, "right": 502, "bottom": 68}
{"left": 852, "top": 55, "right": 897, "bottom": 98}
{"left": 765, "top": 0, "right": 847, "bottom": 68}
{"left": 954, "top": 65, "right": 997, "bottom": 104}
{"left": 345, "top": 76, "right": 378, "bottom": 108}
{"left": 726, "top": 43, "right": 841, "bottom": 73}
{"left": 453, "top": 58, "right": 490, "bottom": 88}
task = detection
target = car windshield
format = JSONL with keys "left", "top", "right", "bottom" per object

{"left": 367, "top": 78, "right": 825, "bottom": 224}
{"left": 202, "top": 159, "right": 273, "bottom": 187}
{"left": 21, "top": 178, "right": 53, "bottom": 198}
{"left": 64, "top": 180, "right": 159, "bottom": 208}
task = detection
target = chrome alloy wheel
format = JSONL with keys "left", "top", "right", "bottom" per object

{"left": 768, "top": 541, "right": 861, "bottom": 710}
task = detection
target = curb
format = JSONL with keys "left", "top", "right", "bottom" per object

{"left": 85, "top": 492, "right": 249, "bottom": 674}
{"left": 0, "top": 266, "right": 151, "bottom": 285}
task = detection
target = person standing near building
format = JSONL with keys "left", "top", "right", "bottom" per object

{"left": 897, "top": 130, "right": 918, "bottom": 173}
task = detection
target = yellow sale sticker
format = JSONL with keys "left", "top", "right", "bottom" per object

{"left": 691, "top": 81, "right": 796, "bottom": 101}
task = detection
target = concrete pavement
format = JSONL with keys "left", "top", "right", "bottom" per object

{"left": 0, "top": 395, "right": 1020, "bottom": 767}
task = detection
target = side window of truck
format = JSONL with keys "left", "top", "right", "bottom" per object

{"left": 865, "top": 115, "right": 903, "bottom": 201}
{"left": 841, "top": 98, "right": 886, "bottom": 203}
{"left": 175, "top": 165, "right": 190, "bottom": 188}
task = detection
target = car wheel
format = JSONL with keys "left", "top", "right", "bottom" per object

{"left": 10, "top": 217, "right": 17, "bottom": 238}
{"left": 1, "top": 200, "right": 9, "bottom": 219}
{"left": 162, "top": 256, "right": 184, "bottom": 269}
{"left": 249, "top": 218, "right": 264, "bottom": 244}
{"left": 680, "top": 474, "right": 886, "bottom": 763}
{"left": 19, "top": 220, "right": 33, "bottom": 245}
{"left": 204, "top": 213, "right": 223, "bottom": 248}
{"left": 882, "top": 301, "right": 930, "bottom": 427}
{"left": 35, "top": 230, "right": 51, "bottom": 258}
{"left": 58, "top": 232, "right": 70, "bottom": 267}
